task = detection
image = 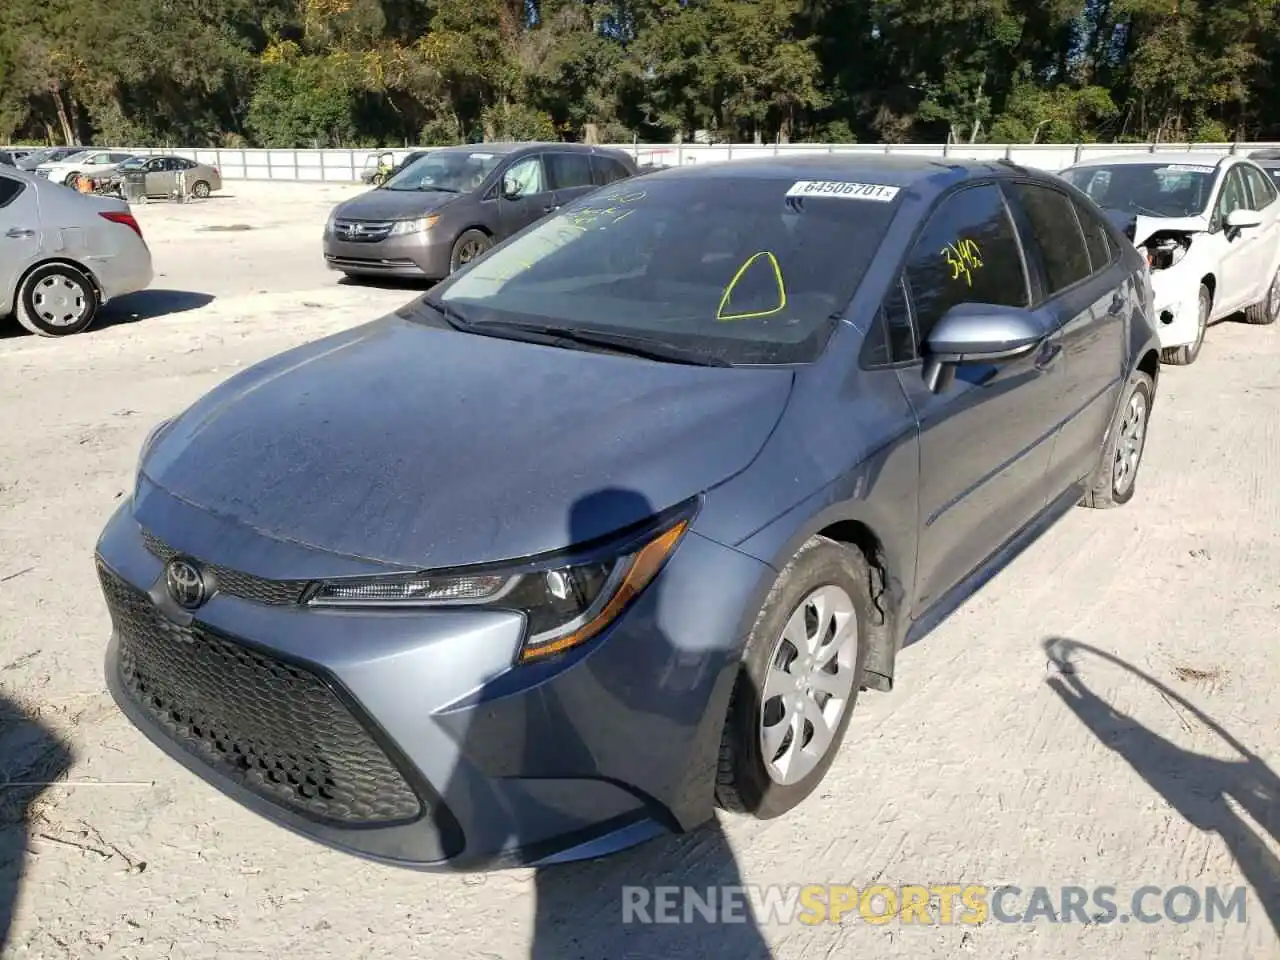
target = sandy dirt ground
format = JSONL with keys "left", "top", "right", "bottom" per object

{"left": 1, "top": 181, "right": 1278, "bottom": 959}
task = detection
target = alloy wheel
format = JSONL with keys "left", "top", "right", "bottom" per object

{"left": 759, "top": 584, "right": 859, "bottom": 786}
{"left": 1112, "top": 390, "right": 1148, "bottom": 496}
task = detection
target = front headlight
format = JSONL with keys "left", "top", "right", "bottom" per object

{"left": 388, "top": 215, "right": 438, "bottom": 236}
{"left": 307, "top": 508, "right": 693, "bottom": 662}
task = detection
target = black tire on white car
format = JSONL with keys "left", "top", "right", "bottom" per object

{"left": 1243, "top": 270, "right": 1280, "bottom": 325}
{"left": 15, "top": 263, "right": 100, "bottom": 337}
{"left": 1161, "top": 283, "right": 1210, "bottom": 365}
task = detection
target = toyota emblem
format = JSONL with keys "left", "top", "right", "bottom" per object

{"left": 165, "top": 557, "right": 207, "bottom": 610}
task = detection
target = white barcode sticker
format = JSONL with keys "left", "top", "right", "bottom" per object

{"left": 1162, "top": 164, "right": 1213, "bottom": 173}
{"left": 785, "top": 180, "right": 901, "bottom": 202}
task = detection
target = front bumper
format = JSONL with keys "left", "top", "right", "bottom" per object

{"left": 323, "top": 229, "right": 453, "bottom": 281}
{"left": 95, "top": 492, "right": 770, "bottom": 870}
{"left": 1149, "top": 268, "right": 1202, "bottom": 350}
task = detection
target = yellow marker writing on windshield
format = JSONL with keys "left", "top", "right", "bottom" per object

{"left": 716, "top": 251, "right": 787, "bottom": 321}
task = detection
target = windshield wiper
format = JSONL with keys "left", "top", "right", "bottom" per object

{"left": 421, "top": 297, "right": 473, "bottom": 331}
{"left": 477, "top": 320, "right": 731, "bottom": 367}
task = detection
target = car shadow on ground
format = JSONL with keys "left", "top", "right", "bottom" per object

{"left": 443, "top": 486, "right": 774, "bottom": 959}
{"left": 336, "top": 275, "right": 436, "bottom": 293}
{"left": 98, "top": 289, "right": 216, "bottom": 328}
{"left": 1043, "top": 637, "right": 1279, "bottom": 938}
{"left": 0, "top": 692, "right": 73, "bottom": 952}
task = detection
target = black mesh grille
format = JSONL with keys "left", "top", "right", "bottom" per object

{"left": 100, "top": 562, "right": 423, "bottom": 826}
{"left": 141, "top": 530, "right": 309, "bottom": 605}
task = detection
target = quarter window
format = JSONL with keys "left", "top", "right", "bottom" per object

{"left": 1008, "top": 182, "right": 1092, "bottom": 295}
{"left": 1070, "top": 197, "right": 1115, "bottom": 272}
{"left": 546, "top": 152, "right": 595, "bottom": 191}
{"left": 903, "top": 183, "right": 1030, "bottom": 346}
{"left": 863, "top": 277, "right": 917, "bottom": 366}
{"left": 0, "top": 175, "right": 24, "bottom": 208}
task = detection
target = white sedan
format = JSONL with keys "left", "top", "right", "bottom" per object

{"left": 1060, "top": 152, "right": 1280, "bottom": 365}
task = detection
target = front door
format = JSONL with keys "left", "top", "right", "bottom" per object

{"left": 0, "top": 173, "right": 41, "bottom": 307}
{"left": 1239, "top": 162, "right": 1280, "bottom": 281}
{"left": 145, "top": 158, "right": 174, "bottom": 195}
{"left": 496, "top": 154, "right": 557, "bottom": 237}
{"left": 892, "top": 182, "right": 1065, "bottom": 616}
{"left": 1208, "top": 166, "right": 1257, "bottom": 316}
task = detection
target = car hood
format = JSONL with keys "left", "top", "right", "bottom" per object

{"left": 1100, "top": 207, "right": 1208, "bottom": 246}
{"left": 333, "top": 189, "right": 464, "bottom": 220}
{"left": 139, "top": 315, "right": 795, "bottom": 569}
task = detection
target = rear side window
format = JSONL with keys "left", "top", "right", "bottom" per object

{"left": 903, "top": 183, "right": 1029, "bottom": 345}
{"left": 593, "top": 156, "right": 633, "bottom": 185}
{"left": 1008, "top": 182, "right": 1092, "bottom": 295}
{"left": 1070, "top": 197, "right": 1115, "bottom": 272}
{"left": 0, "top": 175, "right": 24, "bottom": 208}
{"left": 546, "top": 152, "right": 595, "bottom": 190}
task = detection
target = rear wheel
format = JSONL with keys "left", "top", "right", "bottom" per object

{"left": 15, "top": 263, "right": 99, "bottom": 337}
{"left": 1161, "top": 283, "right": 1210, "bottom": 365}
{"left": 1082, "top": 371, "right": 1154, "bottom": 509}
{"left": 449, "top": 229, "right": 492, "bottom": 274}
{"left": 1244, "top": 269, "right": 1280, "bottom": 325}
{"left": 715, "top": 536, "right": 870, "bottom": 819}
{"left": 191, "top": 180, "right": 211, "bottom": 199}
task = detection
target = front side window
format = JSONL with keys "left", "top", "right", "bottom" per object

{"left": 427, "top": 176, "right": 904, "bottom": 364}
{"left": 503, "top": 156, "right": 548, "bottom": 196}
{"left": 1241, "top": 163, "right": 1277, "bottom": 210}
{"left": 1070, "top": 197, "right": 1116, "bottom": 271}
{"left": 1060, "top": 162, "right": 1217, "bottom": 219}
{"left": 902, "top": 183, "right": 1029, "bottom": 345}
{"left": 381, "top": 149, "right": 504, "bottom": 194}
{"left": 1007, "top": 182, "right": 1092, "bottom": 295}
{"left": 1211, "top": 167, "right": 1249, "bottom": 232}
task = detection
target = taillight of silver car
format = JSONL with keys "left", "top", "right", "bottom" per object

{"left": 99, "top": 211, "right": 144, "bottom": 242}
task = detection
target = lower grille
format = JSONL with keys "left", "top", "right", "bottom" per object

{"left": 100, "top": 562, "right": 423, "bottom": 826}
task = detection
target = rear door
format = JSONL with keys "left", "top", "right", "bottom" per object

{"left": 1003, "top": 179, "right": 1128, "bottom": 493}
{"left": 891, "top": 181, "right": 1065, "bottom": 616}
{"left": 0, "top": 173, "right": 41, "bottom": 312}
{"left": 496, "top": 153, "right": 557, "bottom": 236}
{"left": 545, "top": 151, "right": 598, "bottom": 207}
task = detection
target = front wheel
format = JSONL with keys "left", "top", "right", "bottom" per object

{"left": 1161, "top": 283, "right": 1210, "bottom": 365}
{"left": 715, "top": 536, "right": 870, "bottom": 819}
{"left": 449, "top": 229, "right": 493, "bottom": 274}
{"left": 15, "top": 263, "right": 100, "bottom": 337}
{"left": 1082, "top": 371, "right": 1154, "bottom": 509}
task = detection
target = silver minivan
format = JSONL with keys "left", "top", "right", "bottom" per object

{"left": 1, "top": 166, "right": 153, "bottom": 336}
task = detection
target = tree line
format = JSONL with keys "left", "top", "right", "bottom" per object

{"left": 2, "top": 0, "right": 1279, "bottom": 149}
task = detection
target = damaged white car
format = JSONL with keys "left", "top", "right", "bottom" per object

{"left": 1060, "top": 152, "right": 1280, "bottom": 365}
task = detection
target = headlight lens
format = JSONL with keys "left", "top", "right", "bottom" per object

{"left": 308, "top": 511, "right": 692, "bottom": 662}
{"left": 389, "top": 215, "right": 439, "bottom": 236}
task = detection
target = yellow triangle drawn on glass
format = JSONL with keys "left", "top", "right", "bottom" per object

{"left": 716, "top": 251, "right": 787, "bottom": 321}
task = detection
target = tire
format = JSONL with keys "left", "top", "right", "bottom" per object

{"left": 1082, "top": 371, "right": 1154, "bottom": 509}
{"left": 191, "top": 180, "right": 211, "bottom": 199}
{"left": 715, "top": 535, "right": 870, "bottom": 819}
{"left": 1244, "top": 269, "right": 1280, "bottom": 325}
{"left": 1161, "top": 283, "right": 1210, "bottom": 365}
{"left": 15, "top": 263, "right": 100, "bottom": 337}
{"left": 62, "top": 171, "right": 79, "bottom": 187}
{"left": 449, "top": 229, "right": 492, "bottom": 274}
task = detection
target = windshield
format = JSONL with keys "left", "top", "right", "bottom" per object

{"left": 1060, "top": 162, "right": 1217, "bottom": 218}
{"left": 381, "top": 150, "right": 504, "bottom": 193}
{"left": 426, "top": 175, "right": 904, "bottom": 364}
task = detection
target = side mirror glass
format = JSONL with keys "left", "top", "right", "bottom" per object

{"left": 1225, "top": 208, "right": 1262, "bottom": 230}
{"left": 922, "top": 303, "right": 1045, "bottom": 394}
{"left": 502, "top": 176, "right": 524, "bottom": 200}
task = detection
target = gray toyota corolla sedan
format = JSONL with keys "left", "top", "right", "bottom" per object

{"left": 97, "top": 154, "right": 1161, "bottom": 871}
{"left": 323, "top": 142, "right": 638, "bottom": 281}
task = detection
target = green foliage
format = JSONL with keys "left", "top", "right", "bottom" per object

{"left": 4, "top": 0, "right": 1280, "bottom": 147}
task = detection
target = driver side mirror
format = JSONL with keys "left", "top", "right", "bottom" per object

{"left": 1225, "top": 208, "right": 1262, "bottom": 232}
{"left": 501, "top": 176, "right": 524, "bottom": 200}
{"left": 921, "top": 303, "right": 1046, "bottom": 394}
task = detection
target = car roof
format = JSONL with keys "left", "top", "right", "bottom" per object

{"left": 633, "top": 152, "right": 1029, "bottom": 193}
{"left": 1067, "top": 151, "right": 1230, "bottom": 169}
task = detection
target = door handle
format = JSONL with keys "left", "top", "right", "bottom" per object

{"left": 1109, "top": 293, "right": 1126, "bottom": 315}
{"left": 541, "top": 204, "right": 559, "bottom": 213}
{"left": 1034, "top": 340, "right": 1062, "bottom": 370}
{"left": 4, "top": 228, "right": 34, "bottom": 239}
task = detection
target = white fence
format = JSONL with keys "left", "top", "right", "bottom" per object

{"left": 8, "top": 141, "right": 1280, "bottom": 182}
